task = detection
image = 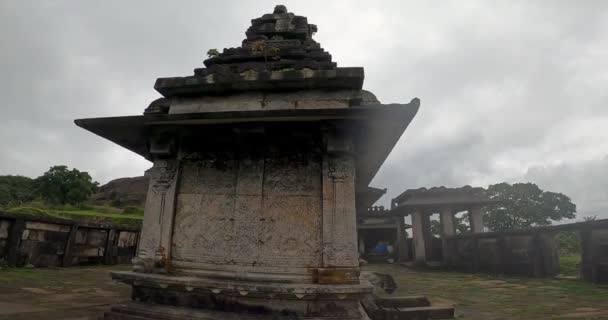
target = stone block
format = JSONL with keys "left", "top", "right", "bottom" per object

{"left": 316, "top": 268, "right": 360, "bottom": 284}
{"left": 24, "top": 222, "right": 70, "bottom": 233}
{"left": 169, "top": 93, "right": 264, "bottom": 114}
{"left": 179, "top": 159, "right": 238, "bottom": 195}
{"left": 172, "top": 194, "right": 236, "bottom": 264}
{"left": 235, "top": 157, "right": 265, "bottom": 196}
{"left": 262, "top": 155, "right": 322, "bottom": 196}
{"left": 258, "top": 195, "right": 322, "bottom": 267}
{"left": 398, "top": 306, "right": 455, "bottom": 320}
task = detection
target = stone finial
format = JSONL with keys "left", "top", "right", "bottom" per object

{"left": 273, "top": 5, "right": 287, "bottom": 14}
{"left": 144, "top": 98, "right": 170, "bottom": 115}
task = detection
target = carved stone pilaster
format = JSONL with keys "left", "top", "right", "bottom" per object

{"left": 321, "top": 131, "right": 359, "bottom": 272}
{"left": 136, "top": 159, "right": 179, "bottom": 272}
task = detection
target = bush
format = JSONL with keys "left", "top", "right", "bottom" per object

{"left": 556, "top": 231, "right": 581, "bottom": 256}
{"left": 78, "top": 203, "right": 95, "bottom": 210}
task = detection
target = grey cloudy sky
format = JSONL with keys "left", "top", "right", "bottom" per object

{"left": 1, "top": 1, "right": 607, "bottom": 219}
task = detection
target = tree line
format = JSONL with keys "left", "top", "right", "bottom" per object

{"left": 0, "top": 165, "right": 98, "bottom": 208}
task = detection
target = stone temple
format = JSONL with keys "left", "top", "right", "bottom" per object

{"left": 76, "top": 5, "right": 420, "bottom": 319}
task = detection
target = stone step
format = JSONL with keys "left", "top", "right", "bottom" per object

{"left": 362, "top": 296, "right": 454, "bottom": 320}
{"left": 375, "top": 295, "right": 431, "bottom": 308}
{"left": 391, "top": 306, "right": 455, "bottom": 320}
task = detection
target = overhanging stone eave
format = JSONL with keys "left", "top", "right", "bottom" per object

{"left": 74, "top": 101, "right": 419, "bottom": 173}
{"left": 353, "top": 101, "right": 420, "bottom": 188}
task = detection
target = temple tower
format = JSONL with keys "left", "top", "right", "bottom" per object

{"left": 76, "top": 5, "right": 419, "bottom": 319}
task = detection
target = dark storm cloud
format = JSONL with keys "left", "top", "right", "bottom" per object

{"left": 1, "top": 1, "right": 607, "bottom": 218}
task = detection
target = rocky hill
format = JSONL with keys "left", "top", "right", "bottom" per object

{"left": 91, "top": 176, "right": 149, "bottom": 207}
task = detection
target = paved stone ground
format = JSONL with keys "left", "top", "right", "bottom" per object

{"left": 1, "top": 264, "right": 607, "bottom": 319}
{"left": 365, "top": 264, "right": 608, "bottom": 320}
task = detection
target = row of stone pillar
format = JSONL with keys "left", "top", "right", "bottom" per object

{"left": 411, "top": 206, "right": 485, "bottom": 265}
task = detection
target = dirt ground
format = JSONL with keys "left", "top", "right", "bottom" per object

{"left": 0, "top": 265, "right": 131, "bottom": 320}
{"left": 0, "top": 264, "right": 607, "bottom": 320}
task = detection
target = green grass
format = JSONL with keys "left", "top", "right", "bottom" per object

{"left": 50, "top": 209, "right": 142, "bottom": 227}
{"left": 51, "top": 209, "right": 143, "bottom": 220}
{"left": 5, "top": 206, "right": 143, "bottom": 227}
{"left": 559, "top": 254, "right": 581, "bottom": 277}
{"left": 0, "top": 267, "right": 44, "bottom": 281}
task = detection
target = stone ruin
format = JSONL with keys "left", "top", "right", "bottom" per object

{"left": 76, "top": 5, "right": 456, "bottom": 320}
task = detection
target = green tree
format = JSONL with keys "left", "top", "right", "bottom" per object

{"left": 35, "top": 165, "right": 99, "bottom": 205}
{"left": 485, "top": 182, "right": 576, "bottom": 232}
{"left": 0, "top": 175, "right": 36, "bottom": 207}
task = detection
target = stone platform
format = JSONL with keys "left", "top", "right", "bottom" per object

{"left": 108, "top": 271, "right": 372, "bottom": 319}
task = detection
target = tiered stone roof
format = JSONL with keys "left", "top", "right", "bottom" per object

{"left": 199, "top": 5, "right": 335, "bottom": 74}
{"left": 154, "top": 5, "right": 363, "bottom": 97}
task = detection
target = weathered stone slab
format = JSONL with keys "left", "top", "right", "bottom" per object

{"left": 396, "top": 306, "right": 455, "bottom": 320}
{"left": 0, "top": 220, "right": 11, "bottom": 239}
{"left": 24, "top": 222, "right": 70, "bottom": 233}
{"left": 172, "top": 148, "right": 323, "bottom": 279}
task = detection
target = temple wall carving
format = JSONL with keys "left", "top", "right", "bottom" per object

{"left": 170, "top": 145, "right": 324, "bottom": 280}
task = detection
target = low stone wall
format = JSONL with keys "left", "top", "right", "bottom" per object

{"left": 444, "top": 219, "right": 608, "bottom": 283}
{"left": 580, "top": 222, "right": 608, "bottom": 283}
{"left": 0, "top": 211, "right": 140, "bottom": 267}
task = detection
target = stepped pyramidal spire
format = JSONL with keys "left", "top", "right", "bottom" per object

{"left": 154, "top": 5, "right": 364, "bottom": 97}
{"left": 200, "top": 5, "right": 335, "bottom": 74}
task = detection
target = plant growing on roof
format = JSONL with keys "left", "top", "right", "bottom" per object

{"left": 250, "top": 40, "right": 281, "bottom": 67}
{"left": 206, "top": 49, "right": 220, "bottom": 58}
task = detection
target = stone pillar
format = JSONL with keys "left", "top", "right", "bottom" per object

{"left": 421, "top": 212, "right": 433, "bottom": 259}
{"left": 104, "top": 229, "right": 117, "bottom": 265}
{"left": 440, "top": 207, "right": 455, "bottom": 265}
{"left": 411, "top": 209, "right": 427, "bottom": 265}
{"left": 396, "top": 216, "right": 408, "bottom": 262}
{"left": 320, "top": 129, "right": 359, "bottom": 283}
{"left": 6, "top": 218, "right": 25, "bottom": 267}
{"left": 62, "top": 222, "right": 79, "bottom": 267}
{"left": 135, "top": 159, "right": 179, "bottom": 270}
{"left": 469, "top": 207, "right": 485, "bottom": 233}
